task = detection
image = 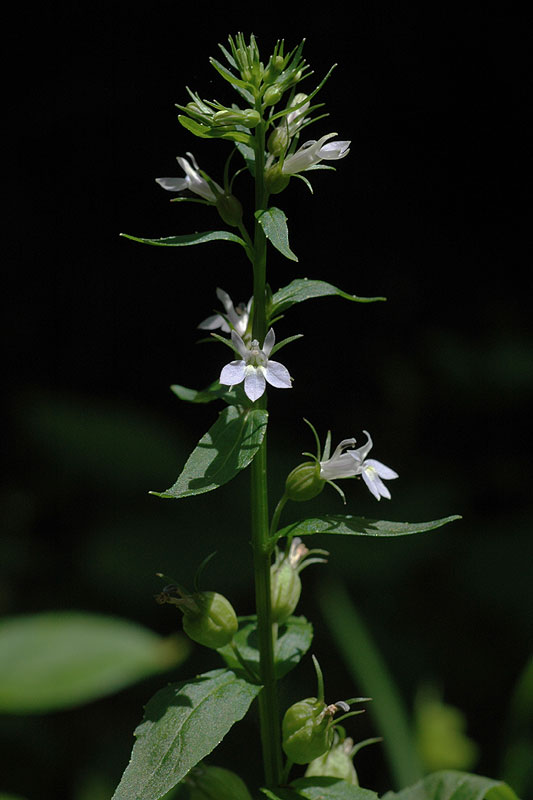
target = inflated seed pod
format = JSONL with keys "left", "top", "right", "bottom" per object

{"left": 305, "top": 734, "right": 358, "bottom": 784}
{"left": 181, "top": 591, "right": 238, "bottom": 650}
{"left": 282, "top": 696, "right": 335, "bottom": 764}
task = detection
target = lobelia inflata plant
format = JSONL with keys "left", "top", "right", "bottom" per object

{"left": 113, "top": 32, "right": 510, "bottom": 800}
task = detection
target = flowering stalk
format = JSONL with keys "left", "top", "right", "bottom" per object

{"left": 249, "top": 112, "right": 284, "bottom": 786}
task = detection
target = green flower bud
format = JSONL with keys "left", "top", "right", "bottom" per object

{"left": 188, "top": 764, "right": 253, "bottom": 800}
{"left": 305, "top": 735, "right": 358, "bottom": 784}
{"left": 264, "top": 164, "right": 290, "bottom": 195}
{"left": 181, "top": 591, "right": 238, "bottom": 650}
{"left": 216, "top": 193, "right": 243, "bottom": 227}
{"left": 263, "top": 85, "right": 283, "bottom": 107}
{"left": 267, "top": 126, "right": 289, "bottom": 157}
{"left": 212, "top": 109, "right": 260, "bottom": 128}
{"left": 285, "top": 461, "right": 325, "bottom": 502}
{"left": 282, "top": 696, "right": 335, "bottom": 764}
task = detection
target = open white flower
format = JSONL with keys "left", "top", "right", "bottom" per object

{"left": 319, "top": 430, "right": 398, "bottom": 500}
{"left": 282, "top": 133, "right": 350, "bottom": 175}
{"left": 219, "top": 329, "right": 292, "bottom": 402}
{"left": 198, "top": 288, "right": 251, "bottom": 338}
{"left": 348, "top": 431, "right": 399, "bottom": 501}
{"left": 155, "top": 152, "right": 222, "bottom": 202}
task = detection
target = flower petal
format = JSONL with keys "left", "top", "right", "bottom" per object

{"left": 263, "top": 328, "right": 276, "bottom": 357}
{"left": 198, "top": 313, "right": 229, "bottom": 332}
{"left": 220, "top": 360, "right": 246, "bottom": 386}
{"left": 155, "top": 177, "right": 189, "bottom": 192}
{"left": 264, "top": 360, "right": 292, "bottom": 389}
{"left": 361, "top": 466, "right": 391, "bottom": 500}
{"left": 244, "top": 367, "right": 266, "bottom": 401}
{"left": 230, "top": 330, "right": 249, "bottom": 359}
{"left": 364, "top": 458, "right": 398, "bottom": 480}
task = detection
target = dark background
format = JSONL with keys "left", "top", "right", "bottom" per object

{"left": 2, "top": 3, "right": 531, "bottom": 799}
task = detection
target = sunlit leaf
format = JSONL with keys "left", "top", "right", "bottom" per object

{"left": 275, "top": 515, "right": 461, "bottom": 544}
{"left": 256, "top": 207, "right": 298, "bottom": 261}
{"left": 112, "top": 669, "right": 261, "bottom": 800}
{"left": 0, "top": 613, "right": 188, "bottom": 713}
{"left": 269, "top": 278, "right": 385, "bottom": 319}
{"left": 151, "top": 406, "right": 268, "bottom": 498}
{"left": 120, "top": 230, "right": 247, "bottom": 248}
{"left": 218, "top": 615, "right": 313, "bottom": 679}
{"left": 381, "top": 771, "right": 520, "bottom": 800}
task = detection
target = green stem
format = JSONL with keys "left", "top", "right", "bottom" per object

{"left": 250, "top": 116, "right": 283, "bottom": 788}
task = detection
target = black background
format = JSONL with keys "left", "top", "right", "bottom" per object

{"left": 2, "top": 3, "right": 532, "bottom": 799}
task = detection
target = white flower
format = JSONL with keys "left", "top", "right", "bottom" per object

{"left": 348, "top": 431, "right": 399, "bottom": 501}
{"left": 282, "top": 133, "right": 351, "bottom": 175}
{"left": 219, "top": 329, "right": 292, "bottom": 402}
{"left": 155, "top": 152, "right": 222, "bottom": 202}
{"left": 285, "top": 93, "right": 311, "bottom": 136}
{"left": 320, "top": 430, "right": 398, "bottom": 500}
{"left": 198, "top": 288, "right": 251, "bottom": 338}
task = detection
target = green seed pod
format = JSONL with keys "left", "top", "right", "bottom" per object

{"left": 264, "top": 164, "right": 290, "bottom": 195}
{"left": 270, "top": 558, "right": 302, "bottom": 624}
{"left": 215, "top": 193, "right": 243, "bottom": 227}
{"left": 182, "top": 591, "right": 238, "bottom": 650}
{"left": 282, "top": 696, "right": 335, "bottom": 764}
{"left": 267, "top": 126, "right": 289, "bottom": 157}
{"left": 305, "top": 735, "right": 358, "bottom": 784}
{"left": 188, "top": 764, "right": 253, "bottom": 800}
{"left": 285, "top": 461, "right": 325, "bottom": 502}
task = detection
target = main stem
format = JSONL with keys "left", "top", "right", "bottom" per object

{"left": 250, "top": 117, "right": 283, "bottom": 787}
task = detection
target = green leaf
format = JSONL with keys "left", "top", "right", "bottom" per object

{"left": 120, "top": 231, "right": 247, "bottom": 248}
{"left": 112, "top": 668, "right": 261, "bottom": 800}
{"left": 275, "top": 515, "right": 461, "bottom": 544}
{"left": 292, "top": 777, "right": 378, "bottom": 800}
{"left": 178, "top": 114, "right": 253, "bottom": 144}
{"left": 0, "top": 612, "right": 188, "bottom": 713}
{"left": 218, "top": 615, "right": 313, "bottom": 679}
{"left": 151, "top": 405, "right": 268, "bottom": 499}
{"left": 256, "top": 207, "right": 298, "bottom": 261}
{"left": 269, "top": 278, "right": 386, "bottom": 318}
{"left": 380, "top": 771, "right": 520, "bottom": 800}
{"left": 261, "top": 779, "right": 378, "bottom": 800}
{"left": 170, "top": 381, "right": 240, "bottom": 406}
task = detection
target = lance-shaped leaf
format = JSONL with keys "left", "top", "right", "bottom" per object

{"left": 218, "top": 615, "right": 313, "bottom": 680}
{"left": 151, "top": 405, "right": 268, "bottom": 498}
{"left": 178, "top": 114, "right": 253, "bottom": 145}
{"left": 170, "top": 381, "right": 240, "bottom": 406}
{"left": 274, "top": 515, "right": 461, "bottom": 545}
{"left": 381, "top": 770, "right": 519, "bottom": 800}
{"left": 0, "top": 612, "right": 188, "bottom": 713}
{"left": 256, "top": 207, "right": 298, "bottom": 261}
{"left": 269, "top": 278, "right": 386, "bottom": 320}
{"left": 112, "top": 668, "right": 261, "bottom": 800}
{"left": 120, "top": 231, "right": 247, "bottom": 248}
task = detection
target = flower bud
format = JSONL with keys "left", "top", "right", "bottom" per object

{"left": 263, "top": 85, "right": 283, "bottom": 107}
{"left": 216, "top": 193, "right": 243, "bottom": 227}
{"left": 282, "top": 696, "right": 335, "bottom": 764}
{"left": 264, "top": 164, "right": 290, "bottom": 195}
{"left": 267, "top": 126, "right": 289, "bottom": 157}
{"left": 188, "top": 764, "right": 253, "bottom": 800}
{"left": 285, "top": 461, "right": 325, "bottom": 502}
{"left": 305, "top": 735, "right": 358, "bottom": 784}
{"left": 181, "top": 591, "right": 238, "bottom": 650}
{"left": 212, "top": 109, "right": 260, "bottom": 129}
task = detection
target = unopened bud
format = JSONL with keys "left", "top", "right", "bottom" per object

{"left": 212, "top": 109, "right": 260, "bottom": 128}
{"left": 263, "top": 85, "right": 283, "bottom": 107}
{"left": 271, "top": 557, "right": 302, "bottom": 624}
{"left": 267, "top": 126, "right": 289, "bottom": 157}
